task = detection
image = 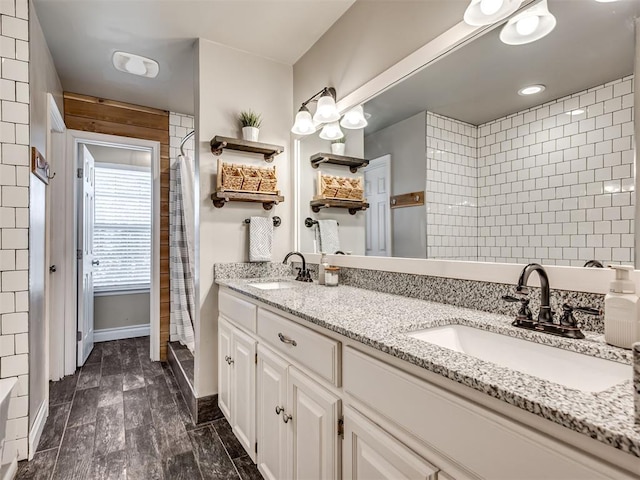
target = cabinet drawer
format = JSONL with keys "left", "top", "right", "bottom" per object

{"left": 219, "top": 289, "right": 257, "bottom": 333}
{"left": 344, "top": 347, "right": 627, "bottom": 480}
{"left": 258, "top": 309, "right": 340, "bottom": 386}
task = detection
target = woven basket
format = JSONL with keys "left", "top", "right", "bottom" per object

{"left": 258, "top": 166, "right": 278, "bottom": 193}
{"left": 221, "top": 163, "right": 244, "bottom": 191}
{"left": 320, "top": 175, "right": 340, "bottom": 198}
{"left": 241, "top": 166, "right": 261, "bottom": 192}
{"left": 335, "top": 177, "right": 353, "bottom": 199}
{"left": 348, "top": 177, "right": 364, "bottom": 200}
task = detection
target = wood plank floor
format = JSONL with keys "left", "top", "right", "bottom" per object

{"left": 16, "top": 337, "right": 262, "bottom": 480}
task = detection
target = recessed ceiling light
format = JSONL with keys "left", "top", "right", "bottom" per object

{"left": 518, "top": 84, "right": 545, "bottom": 96}
{"left": 112, "top": 51, "right": 159, "bottom": 78}
{"left": 566, "top": 109, "right": 585, "bottom": 116}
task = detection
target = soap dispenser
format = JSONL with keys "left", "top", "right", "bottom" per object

{"left": 318, "top": 253, "right": 328, "bottom": 285}
{"left": 605, "top": 265, "right": 638, "bottom": 349}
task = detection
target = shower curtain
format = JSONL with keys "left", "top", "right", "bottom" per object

{"left": 170, "top": 155, "right": 196, "bottom": 353}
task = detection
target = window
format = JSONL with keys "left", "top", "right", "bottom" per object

{"left": 94, "top": 163, "right": 151, "bottom": 292}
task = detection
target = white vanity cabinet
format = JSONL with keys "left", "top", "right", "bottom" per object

{"left": 256, "top": 337, "right": 341, "bottom": 480}
{"left": 343, "top": 406, "right": 439, "bottom": 480}
{"left": 218, "top": 315, "right": 257, "bottom": 461}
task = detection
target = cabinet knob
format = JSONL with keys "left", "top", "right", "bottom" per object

{"left": 282, "top": 413, "right": 293, "bottom": 423}
{"left": 275, "top": 406, "right": 284, "bottom": 415}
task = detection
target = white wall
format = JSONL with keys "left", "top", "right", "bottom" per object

{"left": 293, "top": 1, "right": 468, "bottom": 107}
{"left": 195, "top": 38, "right": 293, "bottom": 397}
{"left": 29, "top": 0, "right": 63, "bottom": 446}
{"left": 365, "top": 112, "right": 426, "bottom": 258}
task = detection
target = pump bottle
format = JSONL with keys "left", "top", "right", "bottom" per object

{"left": 605, "top": 265, "right": 638, "bottom": 349}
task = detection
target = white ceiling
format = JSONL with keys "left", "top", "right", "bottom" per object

{"left": 33, "top": 0, "right": 355, "bottom": 115}
{"left": 365, "top": 0, "right": 640, "bottom": 132}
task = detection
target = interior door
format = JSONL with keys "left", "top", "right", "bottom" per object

{"left": 257, "top": 345, "right": 289, "bottom": 480}
{"left": 364, "top": 155, "right": 392, "bottom": 257}
{"left": 77, "top": 144, "right": 96, "bottom": 366}
{"left": 287, "top": 367, "right": 341, "bottom": 480}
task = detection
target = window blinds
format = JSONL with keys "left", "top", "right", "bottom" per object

{"left": 94, "top": 164, "right": 151, "bottom": 291}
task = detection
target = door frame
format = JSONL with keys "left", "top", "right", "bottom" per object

{"left": 61, "top": 130, "right": 161, "bottom": 374}
{"left": 364, "top": 154, "right": 393, "bottom": 257}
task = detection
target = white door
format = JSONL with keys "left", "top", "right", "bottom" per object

{"left": 77, "top": 145, "right": 96, "bottom": 366}
{"left": 364, "top": 155, "right": 392, "bottom": 257}
{"left": 287, "top": 367, "right": 341, "bottom": 480}
{"left": 257, "top": 345, "right": 289, "bottom": 480}
{"left": 218, "top": 316, "right": 233, "bottom": 421}
{"left": 231, "top": 326, "right": 257, "bottom": 462}
{"left": 343, "top": 406, "right": 438, "bottom": 480}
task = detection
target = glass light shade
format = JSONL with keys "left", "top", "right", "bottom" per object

{"left": 313, "top": 93, "right": 340, "bottom": 123}
{"left": 463, "top": 0, "right": 522, "bottom": 26}
{"left": 291, "top": 107, "right": 314, "bottom": 135}
{"left": 340, "top": 105, "right": 368, "bottom": 129}
{"left": 500, "top": 0, "right": 556, "bottom": 45}
{"left": 319, "top": 122, "right": 344, "bottom": 141}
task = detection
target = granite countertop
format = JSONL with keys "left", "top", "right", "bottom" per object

{"left": 216, "top": 276, "right": 640, "bottom": 458}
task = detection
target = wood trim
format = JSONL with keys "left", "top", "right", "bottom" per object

{"left": 390, "top": 191, "right": 425, "bottom": 209}
{"left": 64, "top": 91, "right": 171, "bottom": 361}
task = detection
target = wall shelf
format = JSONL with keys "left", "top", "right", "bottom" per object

{"left": 210, "top": 135, "right": 284, "bottom": 162}
{"left": 310, "top": 198, "right": 369, "bottom": 215}
{"left": 310, "top": 152, "right": 369, "bottom": 173}
{"left": 211, "top": 191, "right": 284, "bottom": 210}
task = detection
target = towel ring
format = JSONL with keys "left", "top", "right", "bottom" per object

{"left": 244, "top": 216, "right": 281, "bottom": 227}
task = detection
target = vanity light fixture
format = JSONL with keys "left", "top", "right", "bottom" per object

{"left": 340, "top": 105, "right": 368, "bottom": 129}
{"left": 500, "top": 0, "right": 557, "bottom": 45}
{"left": 319, "top": 121, "right": 344, "bottom": 141}
{"left": 463, "top": 0, "right": 523, "bottom": 26}
{"left": 518, "top": 84, "right": 545, "bottom": 96}
{"left": 112, "top": 51, "right": 159, "bottom": 78}
{"left": 291, "top": 86, "right": 339, "bottom": 135}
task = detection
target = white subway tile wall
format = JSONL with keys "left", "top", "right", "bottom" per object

{"left": 0, "top": 0, "right": 30, "bottom": 463}
{"left": 426, "top": 112, "right": 478, "bottom": 260}
{"left": 477, "top": 76, "right": 634, "bottom": 266}
{"left": 169, "top": 112, "right": 194, "bottom": 342}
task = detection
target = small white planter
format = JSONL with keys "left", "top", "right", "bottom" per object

{"left": 242, "top": 126, "right": 260, "bottom": 142}
{"left": 331, "top": 143, "right": 346, "bottom": 155}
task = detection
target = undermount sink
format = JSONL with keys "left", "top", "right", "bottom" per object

{"left": 248, "top": 281, "right": 295, "bottom": 290}
{"left": 408, "top": 325, "right": 629, "bottom": 392}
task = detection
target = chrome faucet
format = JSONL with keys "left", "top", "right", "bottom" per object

{"left": 516, "top": 263, "right": 553, "bottom": 324}
{"left": 282, "top": 252, "right": 312, "bottom": 282}
{"left": 502, "top": 263, "right": 598, "bottom": 339}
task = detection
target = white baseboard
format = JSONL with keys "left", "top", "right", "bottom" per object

{"left": 94, "top": 324, "right": 150, "bottom": 342}
{"left": 28, "top": 401, "right": 48, "bottom": 460}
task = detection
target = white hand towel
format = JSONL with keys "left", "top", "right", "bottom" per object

{"left": 316, "top": 219, "right": 340, "bottom": 254}
{"left": 249, "top": 216, "right": 273, "bottom": 262}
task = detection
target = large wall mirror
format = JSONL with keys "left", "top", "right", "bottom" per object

{"left": 296, "top": 0, "right": 640, "bottom": 268}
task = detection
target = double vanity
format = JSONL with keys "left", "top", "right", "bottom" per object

{"left": 215, "top": 266, "right": 639, "bottom": 480}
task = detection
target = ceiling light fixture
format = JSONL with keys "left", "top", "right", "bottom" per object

{"left": 500, "top": 0, "right": 556, "bottom": 45}
{"left": 463, "top": 0, "right": 523, "bottom": 26}
{"left": 518, "top": 84, "right": 545, "bottom": 95}
{"left": 112, "top": 51, "right": 159, "bottom": 78}
{"left": 340, "top": 105, "right": 368, "bottom": 129}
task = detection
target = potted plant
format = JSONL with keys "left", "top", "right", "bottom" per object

{"left": 331, "top": 136, "right": 346, "bottom": 155}
{"left": 239, "top": 110, "right": 262, "bottom": 142}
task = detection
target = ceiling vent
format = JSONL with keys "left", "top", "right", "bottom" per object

{"left": 112, "top": 51, "right": 159, "bottom": 78}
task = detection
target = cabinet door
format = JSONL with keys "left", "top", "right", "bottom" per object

{"left": 231, "top": 326, "right": 257, "bottom": 462}
{"left": 257, "top": 345, "right": 289, "bottom": 480}
{"left": 218, "top": 316, "right": 233, "bottom": 422}
{"left": 343, "top": 406, "right": 438, "bottom": 480}
{"left": 287, "top": 367, "right": 341, "bottom": 480}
